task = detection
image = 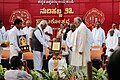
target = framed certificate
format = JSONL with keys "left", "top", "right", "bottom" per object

{"left": 51, "top": 41, "right": 61, "bottom": 52}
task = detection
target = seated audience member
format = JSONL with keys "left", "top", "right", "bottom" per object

{"left": 4, "top": 56, "right": 32, "bottom": 80}
{"left": 48, "top": 53, "right": 67, "bottom": 75}
{"left": 107, "top": 49, "right": 120, "bottom": 80}
{"left": 48, "top": 37, "right": 67, "bottom": 77}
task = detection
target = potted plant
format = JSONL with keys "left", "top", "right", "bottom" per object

{"left": 0, "top": 65, "right": 7, "bottom": 80}
{"left": 92, "top": 67, "right": 108, "bottom": 80}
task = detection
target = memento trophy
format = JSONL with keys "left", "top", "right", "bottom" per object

{"left": 17, "top": 35, "right": 29, "bottom": 52}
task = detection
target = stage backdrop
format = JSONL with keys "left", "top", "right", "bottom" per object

{"left": 0, "top": 0, "right": 120, "bottom": 38}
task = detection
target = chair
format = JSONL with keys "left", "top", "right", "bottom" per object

{"left": 90, "top": 46, "right": 103, "bottom": 60}
{"left": 23, "top": 52, "right": 33, "bottom": 59}
{"left": 1, "top": 48, "right": 10, "bottom": 69}
{"left": 90, "top": 46, "right": 103, "bottom": 69}
{"left": 1, "top": 49, "right": 10, "bottom": 59}
{"left": 23, "top": 52, "right": 33, "bottom": 70}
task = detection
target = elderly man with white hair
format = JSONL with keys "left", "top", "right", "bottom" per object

{"left": 23, "top": 20, "right": 33, "bottom": 46}
{"left": 71, "top": 17, "right": 91, "bottom": 75}
{"left": 31, "top": 20, "right": 49, "bottom": 71}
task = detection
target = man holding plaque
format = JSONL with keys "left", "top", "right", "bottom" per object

{"left": 71, "top": 17, "right": 91, "bottom": 75}
{"left": 9, "top": 18, "right": 24, "bottom": 58}
{"left": 32, "top": 20, "right": 49, "bottom": 71}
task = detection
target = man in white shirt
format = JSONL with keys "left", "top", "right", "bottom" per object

{"left": 92, "top": 21, "right": 105, "bottom": 46}
{"left": 44, "top": 19, "right": 53, "bottom": 44}
{"left": 9, "top": 19, "right": 24, "bottom": 58}
{"left": 66, "top": 23, "right": 76, "bottom": 64}
{"left": 3, "top": 25, "right": 14, "bottom": 41}
{"left": 23, "top": 20, "right": 33, "bottom": 45}
{"left": 0, "top": 20, "right": 6, "bottom": 44}
{"left": 32, "top": 20, "right": 49, "bottom": 71}
{"left": 106, "top": 29, "right": 118, "bottom": 57}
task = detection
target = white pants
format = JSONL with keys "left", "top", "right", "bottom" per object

{"left": 0, "top": 47, "right": 2, "bottom": 63}
{"left": 73, "top": 66, "right": 87, "bottom": 75}
{"left": 10, "top": 45, "right": 18, "bottom": 59}
{"left": 0, "top": 54, "right": 1, "bottom": 63}
{"left": 68, "top": 49, "right": 72, "bottom": 64}
{"left": 33, "top": 50, "right": 43, "bottom": 70}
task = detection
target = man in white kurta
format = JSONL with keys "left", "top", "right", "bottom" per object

{"left": 9, "top": 19, "right": 24, "bottom": 58}
{"left": 106, "top": 29, "right": 118, "bottom": 57}
{"left": 23, "top": 20, "right": 33, "bottom": 45}
{"left": 71, "top": 17, "right": 91, "bottom": 74}
{"left": 92, "top": 21, "right": 105, "bottom": 46}
{"left": 66, "top": 23, "right": 76, "bottom": 64}
{"left": 44, "top": 19, "right": 53, "bottom": 43}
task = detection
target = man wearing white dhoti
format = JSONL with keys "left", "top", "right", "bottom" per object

{"left": 9, "top": 19, "right": 24, "bottom": 58}
{"left": 43, "top": 19, "right": 53, "bottom": 55}
{"left": 32, "top": 20, "right": 49, "bottom": 71}
{"left": 71, "top": 17, "right": 91, "bottom": 75}
{"left": 66, "top": 23, "right": 76, "bottom": 64}
{"left": 87, "top": 28, "right": 93, "bottom": 48}
{"left": 92, "top": 21, "right": 105, "bottom": 46}
{"left": 106, "top": 29, "right": 118, "bottom": 57}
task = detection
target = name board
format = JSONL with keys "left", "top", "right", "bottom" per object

{"left": 40, "top": 8, "right": 74, "bottom": 17}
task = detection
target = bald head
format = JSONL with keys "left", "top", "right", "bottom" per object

{"left": 38, "top": 20, "right": 47, "bottom": 30}
{"left": 26, "top": 20, "right": 31, "bottom": 27}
